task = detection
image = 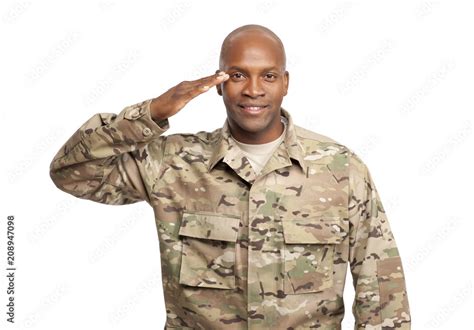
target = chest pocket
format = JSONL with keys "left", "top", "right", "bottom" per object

{"left": 282, "top": 216, "right": 346, "bottom": 294}
{"left": 178, "top": 211, "right": 241, "bottom": 290}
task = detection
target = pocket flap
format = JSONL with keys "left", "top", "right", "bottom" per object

{"left": 282, "top": 216, "right": 346, "bottom": 244}
{"left": 178, "top": 212, "right": 240, "bottom": 242}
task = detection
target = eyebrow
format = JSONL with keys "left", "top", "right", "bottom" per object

{"left": 227, "top": 66, "right": 281, "bottom": 72}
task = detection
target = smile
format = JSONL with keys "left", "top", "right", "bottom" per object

{"left": 239, "top": 104, "right": 269, "bottom": 113}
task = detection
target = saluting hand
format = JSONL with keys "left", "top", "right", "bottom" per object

{"left": 150, "top": 71, "right": 229, "bottom": 121}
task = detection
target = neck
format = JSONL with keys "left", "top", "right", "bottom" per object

{"left": 229, "top": 121, "right": 285, "bottom": 144}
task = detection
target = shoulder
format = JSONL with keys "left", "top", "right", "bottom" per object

{"left": 294, "top": 124, "right": 369, "bottom": 173}
{"left": 294, "top": 124, "right": 352, "bottom": 158}
{"left": 159, "top": 127, "right": 222, "bottom": 153}
{"left": 294, "top": 125, "right": 345, "bottom": 145}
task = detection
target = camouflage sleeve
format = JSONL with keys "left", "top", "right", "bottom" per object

{"left": 348, "top": 151, "right": 411, "bottom": 329}
{"left": 49, "top": 98, "right": 169, "bottom": 205}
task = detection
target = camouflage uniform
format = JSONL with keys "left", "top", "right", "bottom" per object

{"left": 50, "top": 98, "right": 411, "bottom": 329}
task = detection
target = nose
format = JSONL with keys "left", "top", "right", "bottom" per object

{"left": 242, "top": 77, "right": 265, "bottom": 98}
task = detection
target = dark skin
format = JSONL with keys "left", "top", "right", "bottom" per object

{"left": 150, "top": 25, "right": 289, "bottom": 144}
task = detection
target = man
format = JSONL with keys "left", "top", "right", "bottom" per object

{"left": 50, "top": 24, "right": 411, "bottom": 329}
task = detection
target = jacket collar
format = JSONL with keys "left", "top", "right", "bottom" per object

{"left": 207, "top": 107, "right": 307, "bottom": 183}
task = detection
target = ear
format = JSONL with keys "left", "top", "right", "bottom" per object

{"left": 215, "top": 69, "right": 223, "bottom": 96}
{"left": 283, "top": 71, "right": 289, "bottom": 96}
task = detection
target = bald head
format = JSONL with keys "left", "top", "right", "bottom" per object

{"left": 219, "top": 24, "right": 286, "bottom": 70}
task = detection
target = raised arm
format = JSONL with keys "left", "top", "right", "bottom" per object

{"left": 49, "top": 71, "right": 229, "bottom": 205}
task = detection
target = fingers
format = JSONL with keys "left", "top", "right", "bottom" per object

{"left": 198, "top": 71, "right": 229, "bottom": 91}
{"left": 183, "top": 71, "right": 228, "bottom": 100}
{"left": 162, "top": 71, "right": 229, "bottom": 116}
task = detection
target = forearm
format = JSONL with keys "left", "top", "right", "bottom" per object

{"left": 49, "top": 98, "right": 169, "bottom": 204}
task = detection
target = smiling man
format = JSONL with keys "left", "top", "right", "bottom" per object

{"left": 50, "top": 25, "right": 411, "bottom": 329}
{"left": 217, "top": 26, "right": 289, "bottom": 145}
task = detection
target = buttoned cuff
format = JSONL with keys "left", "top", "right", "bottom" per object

{"left": 120, "top": 98, "right": 170, "bottom": 139}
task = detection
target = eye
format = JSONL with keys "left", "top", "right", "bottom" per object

{"left": 231, "top": 72, "right": 245, "bottom": 80}
{"left": 264, "top": 73, "right": 277, "bottom": 81}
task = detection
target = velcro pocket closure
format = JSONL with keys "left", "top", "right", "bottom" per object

{"left": 178, "top": 211, "right": 240, "bottom": 290}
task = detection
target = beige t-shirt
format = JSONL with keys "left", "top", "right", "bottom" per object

{"left": 231, "top": 116, "right": 288, "bottom": 175}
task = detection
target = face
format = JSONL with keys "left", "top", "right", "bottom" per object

{"left": 216, "top": 32, "right": 289, "bottom": 144}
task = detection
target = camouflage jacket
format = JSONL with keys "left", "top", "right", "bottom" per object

{"left": 50, "top": 98, "right": 411, "bottom": 329}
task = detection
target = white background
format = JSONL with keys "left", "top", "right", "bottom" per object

{"left": 1, "top": 1, "right": 473, "bottom": 329}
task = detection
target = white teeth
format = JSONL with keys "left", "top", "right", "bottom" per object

{"left": 245, "top": 106, "right": 263, "bottom": 110}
